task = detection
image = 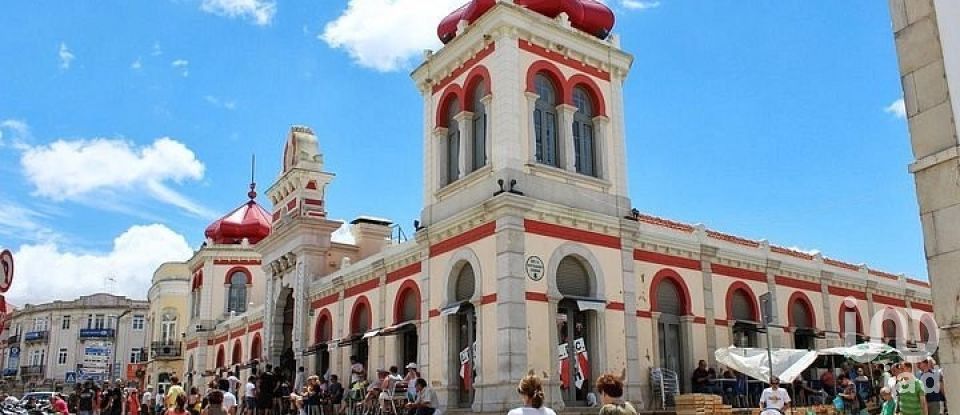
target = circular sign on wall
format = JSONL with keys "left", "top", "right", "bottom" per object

{"left": 0, "top": 249, "right": 12, "bottom": 293}
{"left": 525, "top": 256, "right": 544, "bottom": 281}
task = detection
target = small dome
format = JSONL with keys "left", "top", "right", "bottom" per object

{"left": 438, "top": 0, "right": 614, "bottom": 44}
{"left": 204, "top": 185, "right": 272, "bottom": 245}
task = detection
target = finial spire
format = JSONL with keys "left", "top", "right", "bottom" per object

{"left": 248, "top": 154, "right": 257, "bottom": 200}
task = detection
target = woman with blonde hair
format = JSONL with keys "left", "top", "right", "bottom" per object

{"left": 507, "top": 374, "right": 556, "bottom": 415}
{"left": 596, "top": 373, "right": 637, "bottom": 415}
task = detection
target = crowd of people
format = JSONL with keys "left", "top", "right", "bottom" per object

{"left": 691, "top": 356, "right": 947, "bottom": 415}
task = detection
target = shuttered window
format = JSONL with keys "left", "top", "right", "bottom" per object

{"left": 455, "top": 264, "right": 475, "bottom": 302}
{"left": 355, "top": 305, "right": 370, "bottom": 333}
{"left": 400, "top": 290, "right": 418, "bottom": 322}
{"left": 317, "top": 317, "right": 332, "bottom": 342}
{"left": 790, "top": 299, "right": 811, "bottom": 328}
{"left": 731, "top": 290, "right": 755, "bottom": 321}
{"left": 656, "top": 279, "right": 682, "bottom": 315}
{"left": 557, "top": 257, "right": 590, "bottom": 298}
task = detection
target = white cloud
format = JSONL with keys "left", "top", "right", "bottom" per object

{"left": 131, "top": 58, "right": 143, "bottom": 70}
{"left": 171, "top": 59, "right": 189, "bottom": 77}
{"left": 885, "top": 98, "right": 906, "bottom": 119}
{"left": 6, "top": 224, "right": 193, "bottom": 305}
{"left": 0, "top": 200, "right": 60, "bottom": 244}
{"left": 204, "top": 95, "right": 237, "bottom": 110}
{"left": 321, "top": 0, "right": 463, "bottom": 72}
{"left": 201, "top": 0, "right": 276, "bottom": 26}
{"left": 58, "top": 42, "right": 75, "bottom": 70}
{"left": 0, "top": 119, "right": 30, "bottom": 146}
{"left": 152, "top": 42, "right": 163, "bottom": 57}
{"left": 19, "top": 137, "right": 214, "bottom": 217}
{"left": 620, "top": 0, "right": 660, "bottom": 9}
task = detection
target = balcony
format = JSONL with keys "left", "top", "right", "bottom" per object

{"left": 7, "top": 335, "right": 18, "bottom": 344}
{"left": 23, "top": 331, "right": 48, "bottom": 343}
{"left": 79, "top": 328, "right": 115, "bottom": 339}
{"left": 1, "top": 368, "right": 17, "bottom": 377}
{"left": 21, "top": 365, "right": 45, "bottom": 377}
{"left": 151, "top": 341, "right": 182, "bottom": 359}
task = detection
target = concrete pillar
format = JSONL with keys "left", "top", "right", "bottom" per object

{"left": 699, "top": 245, "right": 719, "bottom": 363}
{"left": 620, "top": 219, "right": 642, "bottom": 403}
{"left": 765, "top": 258, "right": 784, "bottom": 347}
{"left": 558, "top": 104, "right": 578, "bottom": 172}
{"left": 889, "top": 0, "right": 960, "bottom": 397}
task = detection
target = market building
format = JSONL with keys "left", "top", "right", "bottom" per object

{"left": 149, "top": 0, "right": 936, "bottom": 411}
{"left": 0, "top": 294, "right": 148, "bottom": 389}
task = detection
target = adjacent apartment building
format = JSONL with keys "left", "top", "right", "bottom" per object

{"left": 0, "top": 293, "right": 149, "bottom": 387}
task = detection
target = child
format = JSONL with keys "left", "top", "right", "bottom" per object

{"left": 880, "top": 387, "right": 895, "bottom": 415}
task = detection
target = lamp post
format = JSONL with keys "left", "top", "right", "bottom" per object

{"left": 112, "top": 310, "right": 132, "bottom": 382}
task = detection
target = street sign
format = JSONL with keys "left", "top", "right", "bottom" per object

{"left": 0, "top": 249, "right": 13, "bottom": 293}
{"left": 65, "top": 372, "right": 77, "bottom": 384}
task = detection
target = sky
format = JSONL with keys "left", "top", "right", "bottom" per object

{"left": 0, "top": 0, "right": 921, "bottom": 306}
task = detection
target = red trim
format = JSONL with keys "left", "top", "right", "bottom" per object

{"left": 247, "top": 321, "right": 263, "bottom": 332}
{"left": 873, "top": 294, "right": 907, "bottom": 308}
{"left": 706, "top": 230, "right": 760, "bottom": 248}
{"left": 913, "top": 302, "right": 933, "bottom": 312}
{"left": 207, "top": 339, "right": 215, "bottom": 346}
{"left": 213, "top": 259, "right": 261, "bottom": 265}
{"left": 519, "top": 40, "right": 610, "bottom": 81}
{"left": 272, "top": 211, "right": 281, "bottom": 222}
{"left": 311, "top": 293, "right": 339, "bottom": 310}
{"left": 524, "top": 219, "right": 620, "bottom": 249}
{"left": 526, "top": 292, "right": 549, "bottom": 302}
{"left": 345, "top": 278, "right": 380, "bottom": 298}
{"left": 693, "top": 316, "right": 707, "bottom": 324}
{"left": 315, "top": 309, "right": 333, "bottom": 343}
{"left": 224, "top": 266, "right": 253, "bottom": 284}
{"left": 393, "top": 279, "right": 422, "bottom": 324}
{"left": 429, "top": 222, "right": 496, "bottom": 257}
{"left": 428, "top": 309, "right": 441, "bottom": 318}
{"left": 868, "top": 269, "right": 899, "bottom": 281}
{"left": 775, "top": 276, "right": 820, "bottom": 292}
{"left": 712, "top": 264, "right": 766, "bottom": 282}
{"left": 634, "top": 249, "right": 701, "bottom": 271}
{"left": 828, "top": 286, "right": 868, "bottom": 301}
{"left": 186, "top": 340, "right": 199, "bottom": 351}
{"left": 907, "top": 278, "right": 930, "bottom": 287}
{"left": 231, "top": 339, "right": 242, "bottom": 365}
{"left": 214, "top": 334, "right": 229, "bottom": 345}
{"left": 432, "top": 43, "right": 496, "bottom": 94}
{"left": 648, "top": 268, "right": 693, "bottom": 315}
{"left": 303, "top": 198, "right": 324, "bottom": 207}
{"left": 350, "top": 296, "right": 372, "bottom": 334}
{"left": 386, "top": 262, "right": 421, "bottom": 284}
{"left": 192, "top": 270, "right": 203, "bottom": 290}
{"left": 725, "top": 281, "right": 759, "bottom": 322}
{"left": 770, "top": 245, "right": 815, "bottom": 260}
{"left": 566, "top": 74, "right": 607, "bottom": 116}
{"left": 824, "top": 258, "right": 859, "bottom": 272}
{"left": 480, "top": 293, "right": 497, "bottom": 305}
{"left": 229, "top": 328, "right": 246, "bottom": 340}
{"left": 435, "top": 84, "right": 464, "bottom": 128}
{"left": 606, "top": 301, "right": 625, "bottom": 311}
{"left": 306, "top": 180, "right": 318, "bottom": 190}
{"left": 786, "top": 291, "right": 817, "bottom": 328}
{"left": 636, "top": 310, "right": 652, "bottom": 318}
{"left": 525, "top": 60, "right": 567, "bottom": 101}
{"left": 250, "top": 333, "right": 262, "bottom": 360}
{"left": 463, "top": 65, "right": 492, "bottom": 112}
{"left": 286, "top": 199, "right": 297, "bottom": 211}
{"left": 715, "top": 319, "right": 729, "bottom": 326}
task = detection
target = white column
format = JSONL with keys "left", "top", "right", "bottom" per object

{"left": 454, "top": 111, "right": 474, "bottom": 178}
{"left": 433, "top": 127, "right": 449, "bottom": 188}
{"left": 525, "top": 92, "right": 539, "bottom": 164}
{"left": 557, "top": 104, "right": 577, "bottom": 171}
{"left": 592, "top": 115, "right": 610, "bottom": 180}
{"left": 480, "top": 95, "right": 493, "bottom": 167}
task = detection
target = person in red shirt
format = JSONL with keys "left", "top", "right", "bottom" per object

{"left": 128, "top": 389, "right": 142, "bottom": 415}
{"left": 51, "top": 393, "right": 69, "bottom": 415}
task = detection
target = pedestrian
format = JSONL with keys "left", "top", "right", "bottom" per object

{"left": 243, "top": 376, "right": 256, "bottom": 415}
{"left": 897, "top": 362, "right": 928, "bottom": 415}
{"left": 201, "top": 390, "right": 227, "bottom": 415}
{"left": 166, "top": 377, "right": 186, "bottom": 412}
{"left": 507, "top": 374, "right": 554, "bottom": 415}
{"left": 596, "top": 373, "right": 637, "bottom": 415}
{"left": 226, "top": 372, "right": 240, "bottom": 397}
{"left": 880, "top": 387, "right": 895, "bottom": 415}
{"left": 349, "top": 356, "right": 365, "bottom": 387}
{"left": 759, "top": 377, "right": 791, "bottom": 415}
{"left": 143, "top": 387, "right": 154, "bottom": 415}
{"left": 166, "top": 395, "right": 189, "bottom": 415}
{"left": 52, "top": 393, "right": 70, "bottom": 415}
{"left": 156, "top": 387, "right": 166, "bottom": 415}
{"left": 79, "top": 381, "right": 97, "bottom": 415}
{"left": 326, "top": 375, "right": 343, "bottom": 415}
{"left": 128, "top": 390, "right": 141, "bottom": 415}
{"left": 403, "top": 364, "right": 419, "bottom": 402}
{"left": 218, "top": 379, "right": 238, "bottom": 415}
{"left": 404, "top": 379, "right": 438, "bottom": 415}
{"left": 838, "top": 375, "right": 861, "bottom": 415}
{"left": 257, "top": 364, "right": 277, "bottom": 415}
{"left": 919, "top": 359, "right": 945, "bottom": 415}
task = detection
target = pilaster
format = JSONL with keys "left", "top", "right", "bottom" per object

{"left": 557, "top": 104, "right": 578, "bottom": 172}
{"left": 619, "top": 219, "right": 642, "bottom": 402}
{"left": 454, "top": 111, "right": 474, "bottom": 179}
{"left": 699, "top": 244, "right": 718, "bottom": 365}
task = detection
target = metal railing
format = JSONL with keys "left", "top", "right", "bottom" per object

{"left": 151, "top": 341, "right": 182, "bottom": 358}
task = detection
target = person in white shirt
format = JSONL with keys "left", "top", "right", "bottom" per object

{"left": 142, "top": 387, "right": 154, "bottom": 415}
{"left": 349, "top": 356, "right": 365, "bottom": 387}
{"left": 243, "top": 377, "right": 257, "bottom": 415}
{"left": 293, "top": 367, "right": 305, "bottom": 395}
{"left": 506, "top": 374, "right": 556, "bottom": 415}
{"left": 226, "top": 372, "right": 240, "bottom": 397}
{"left": 405, "top": 379, "right": 439, "bottom": 415}
{"left": 759, "top": 377, "right": 791, "bottom": 415}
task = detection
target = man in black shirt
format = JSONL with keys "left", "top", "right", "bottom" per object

{"left": 78, "top": 382, "right": 96, "bottom": 415}
{"left": 692, "top": 360, "right": 716, "bottom": 394}
{"left": 257, "top": 364, "right": 276, "bottom": 415}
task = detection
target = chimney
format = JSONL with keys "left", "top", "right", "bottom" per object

{"left": 350, "top": 216, "right": 393, "bottom": 260}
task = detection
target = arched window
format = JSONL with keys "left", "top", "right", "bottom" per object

{"left": 446, "top": 98, "right": 461, "bottom": 185}
{"left": 556, "top": 256, "right": 591, "bottom": 298}
{"left": 572, "top": 87, "right": 596, "bottom": 177}
{"left": 790, "top": 299, "right": 812, "bottom": 328}
{"left": 250, "top": 334, "right": 262, "bottom": 361}
{"left": 730, "top": 289, "right": 756, "bottom": 322}
{"left": 232, "top": 340, "right": 242, "bottom": 365}
{"left": 352, "top": 299, "right": 371, "bottom": 334}
{"left": 315, "top": 314, "right": 332, "bottom": 344}
{"left": 397, "top": 287, "right": 419, "bottom": 323}
{"left": 656, "top": 279, "right": 683, "bottom": 316}
{"left": 160, "top": 311, "right": 177, "bottom": 345}
{"left": 454, "top": 263, "right": 475, "bottom": 303}
{"left": 471, "top": 81, "right": 487, "bottom": 171}
{"left": 534, "top": 74, "right": 559, "bottom": 167}
{"left": 227, "top": 271, "right": 248, "bottom": 313}
{"left": 216, "top": 346, "right": 225, "bottom": 369}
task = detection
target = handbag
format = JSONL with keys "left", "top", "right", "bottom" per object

{"left": 833, "top": 396, "right": 844, "bottom": 411}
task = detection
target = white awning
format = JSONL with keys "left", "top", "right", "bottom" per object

{"left": 440, "top": 304, "right": 460, "bottom": 316}
{"left": 362, "top": 329, "right": 381, "bottom": 339}
{"left": 577, "top": 300, "right": 606, "bottom": 312}
{"left": 715, "top": 346, "right": 819, "bottom": 384}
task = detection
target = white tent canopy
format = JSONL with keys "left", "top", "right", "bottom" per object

{"left": 715, "top": 346, "right": 819, "bottom": 384}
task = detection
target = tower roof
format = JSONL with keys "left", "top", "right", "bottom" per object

{"left": 438, "top": 0, "right": 615, "bottom": 44}
{"left": 204, "top": 183, "right": 272, "bottom": 245}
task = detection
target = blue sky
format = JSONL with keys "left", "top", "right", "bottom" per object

{"left": 0, "top": 0, "right": 920, "bottom": 305}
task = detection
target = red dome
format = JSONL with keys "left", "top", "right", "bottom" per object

{"left": 438, "top": 0, "right": 614, "bottom": 44}
{"left": 204, "top": 195, "right": 272, "bottom": 245}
